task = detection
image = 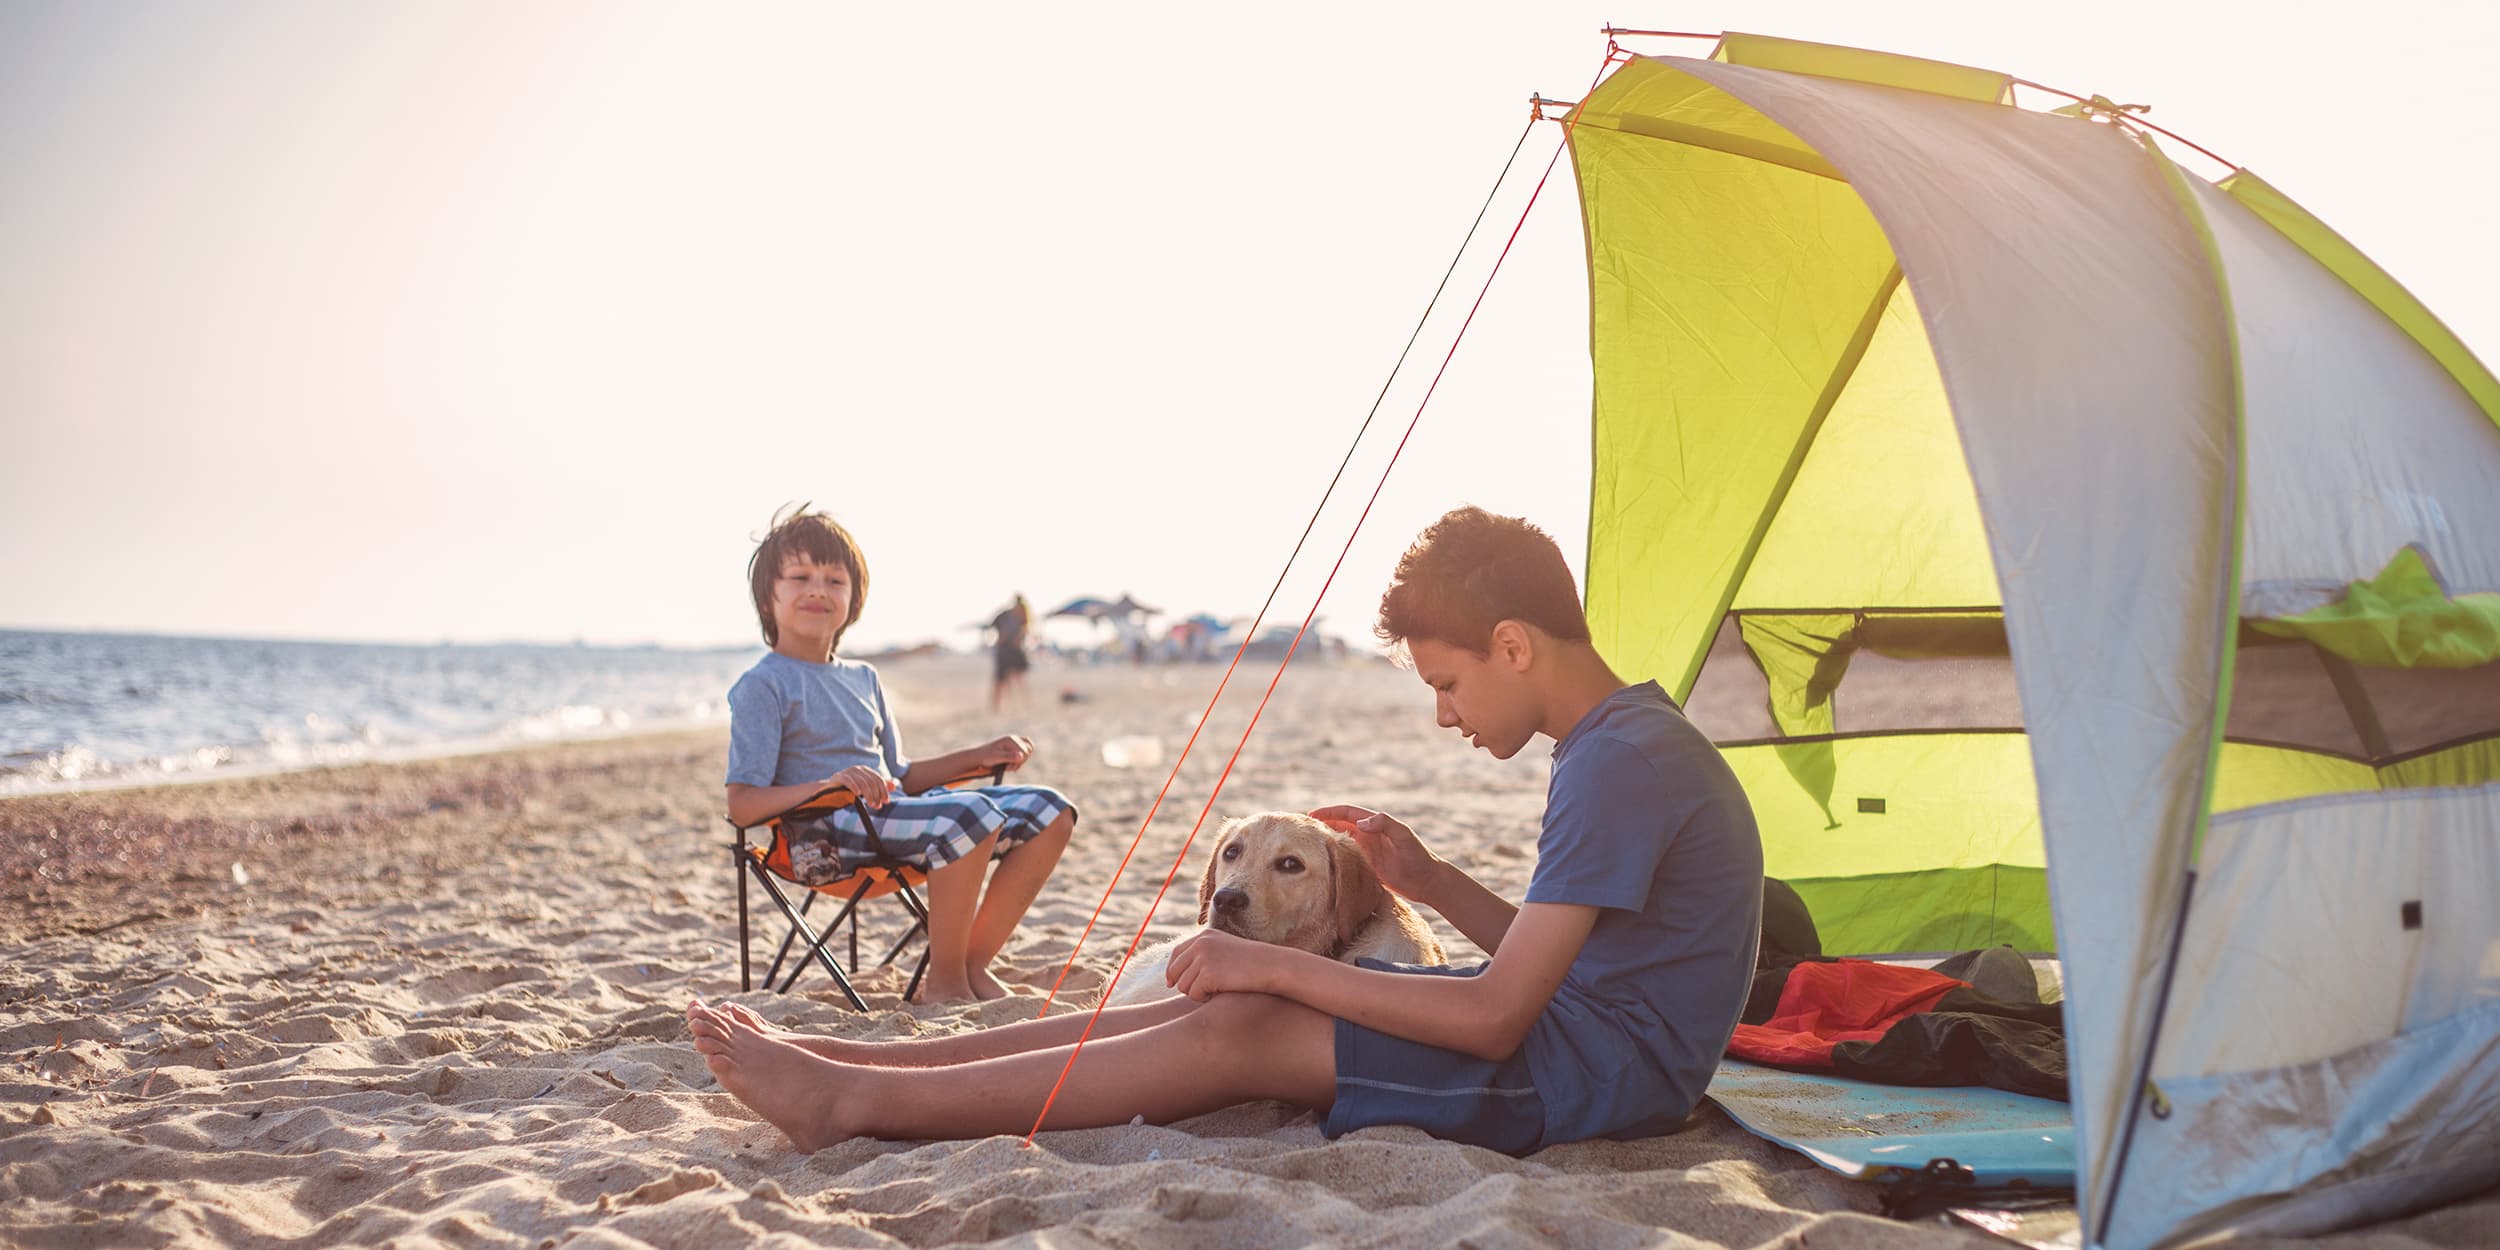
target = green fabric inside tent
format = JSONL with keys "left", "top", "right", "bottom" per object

{"left": 2252, "top": 546, "right": 2500, "bottom": 668}
{"left": 1576, "top": 56, "right": 2058, "bottom": 955}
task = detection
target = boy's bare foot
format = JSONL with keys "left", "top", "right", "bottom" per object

{"left": 970, "top": 967, "right": 1011, "bottom": 1001}
{"left": 709, "top": 1002, "right": 876, "bottom": 1064}
{"left": 911, "top": 975, "right": 981, "bottom": 1006}
{"left": 686, "top": 1005, "right": 857, "bottom": 1151}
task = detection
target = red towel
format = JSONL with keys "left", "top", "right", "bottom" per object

{"left": 1727, "top": 961, "right": 1966, "bottom": 1067}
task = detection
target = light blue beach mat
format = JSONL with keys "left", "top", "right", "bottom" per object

{"left": 1707, "top": 1060, "right": 2076, "bottom": 1190}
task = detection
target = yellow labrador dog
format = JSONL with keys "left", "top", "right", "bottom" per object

{"left": 1104, "top": 811, "right": 1445, "bottom": 1007}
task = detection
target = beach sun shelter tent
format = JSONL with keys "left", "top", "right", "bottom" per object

{"left": 1564, "top": 34, "right": 2500, "bottom": 1250}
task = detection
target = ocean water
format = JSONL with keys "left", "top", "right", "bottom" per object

{"left": 0, "top": 629, "right": 766, "bottom": 795}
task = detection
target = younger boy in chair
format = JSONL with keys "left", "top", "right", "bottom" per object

{"left": 726, "top": 504, "right": 1079, "bottom": 1005}
{"left": 689, "top": 506, "right": 1761, "bottom": 1151}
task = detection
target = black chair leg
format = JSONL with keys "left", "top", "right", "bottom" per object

{"left": 763, "top": 889, "right": 823, "bottom": 991}
{"left": 736, "top": 844, "right": 753, "bottom": 993}
{"left": 776, "top": 891, "right": 871, "bottom": 997}
{"left": 877, "top": 883, "right": 931, "bottom": 970}
{"left": 744, "top": 861, "right": 868, "bottom": 1011}
{"left": 773, "top": 879, "right": 874, "bottom": 998}
{"left": 888, "top": 883, "right": 933, "bottom": 1002}
{"left": 729, "top": 814, "right": 930, "bottom": 1010}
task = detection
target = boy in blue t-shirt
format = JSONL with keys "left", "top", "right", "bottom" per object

{"left": 690, "top": 507, "right": 1760, "bottom": 1153}
{"left": 726, "top": 505, "right": 1079, "bottom": 1005}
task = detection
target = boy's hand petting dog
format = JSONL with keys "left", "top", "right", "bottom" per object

{"left": 1164, "top": 928, "right": 1288, "bottom": 1001}
{"left": 829, "top": 765, "right": 895, "bottom": 808}
{"left": 1309, "top": 805, "right": 1442, "bottom": 902}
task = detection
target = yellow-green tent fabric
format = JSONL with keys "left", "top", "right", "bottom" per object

{"left": 1566, "top": 34, "right": 2500, "bottom": 1249}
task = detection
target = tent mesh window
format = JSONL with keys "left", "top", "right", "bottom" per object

{"left": 1686, "top": 610, "right": 2500, "bottom": 771}
{"left": 1682, "top": 610, "right": 2500, "bottom": 957}
{"left": 2227, "top": 635, "right": 2500, "bottom": 760}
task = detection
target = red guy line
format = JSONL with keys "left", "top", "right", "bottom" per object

{"left": 1018, "top": 52, "right": 1614, "bottom": 1143}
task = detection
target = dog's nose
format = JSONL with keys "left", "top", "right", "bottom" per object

{"left": 1212, "top": 887, "right": 1249, "bottom": 914}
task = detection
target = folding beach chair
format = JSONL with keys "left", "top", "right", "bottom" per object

{"left": 730, "top": 763, "right": 1009, "bottom": 1009}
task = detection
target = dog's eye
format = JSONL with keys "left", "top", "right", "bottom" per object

{"left": 1221, "top": 843, "right": 1239, "bottom": 861}
{"left": 1276, "top": 856, "right": 1303, "bottom": 873}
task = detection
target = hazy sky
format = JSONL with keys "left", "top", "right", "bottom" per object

{"left": 4, "top": 1, "right": 2493, "bottom": 650}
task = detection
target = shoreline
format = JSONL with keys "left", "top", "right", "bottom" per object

{"left": 0, "top": 718, "right": 731, "bottom": 802}
{"left": 0, "top": 650, "right": 1013, "bottom": 803}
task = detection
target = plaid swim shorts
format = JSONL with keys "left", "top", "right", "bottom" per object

{"left": 776, "top": 784, "right": 1076, "bottom": 884}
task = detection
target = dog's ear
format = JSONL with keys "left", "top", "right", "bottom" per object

{"left": 1330, "top": 829, "right": 1385, "bottom": 946}
{"left": 1199, "top": 818, "right": 1238, "bottom": 925}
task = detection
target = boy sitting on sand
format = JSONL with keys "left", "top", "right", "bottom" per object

{"left": 690, "top": 506, "right": 1762, "bottom": 1151}
{"left": 726, "top": 504, "right": 1079, "bottom": 1005}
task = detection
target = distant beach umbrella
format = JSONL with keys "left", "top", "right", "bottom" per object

{"left": 1049, "top": 597, "right": 1115, "bottom": 620}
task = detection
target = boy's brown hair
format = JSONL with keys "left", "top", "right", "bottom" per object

{"left": 748, "top": 503, "right": 869, "bottom": 649}
{"left": 1376, "top": 506, "right": 1590, "bottom": 655}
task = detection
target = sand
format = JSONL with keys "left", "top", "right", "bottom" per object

{"left": 4, "top": 654, "right": 2493, "bottom": 1249}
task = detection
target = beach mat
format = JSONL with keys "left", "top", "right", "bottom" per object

{"left": 1707, "top": 1060, "right": 2075, "bottom": 1189}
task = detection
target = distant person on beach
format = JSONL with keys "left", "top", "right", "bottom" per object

{"left": 1115, "top": 613, "right": 1148, "bottom": 665}
{"left": 690, "top": 506, "right": 1763, "bottom": 1152}
{"left": 723, "top": 505, "right": 1080, "bottom": 1005}
{"left": 988, "top": 594, "right": 1032, "bottom": 713}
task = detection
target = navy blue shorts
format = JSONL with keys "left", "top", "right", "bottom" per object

{"left": 1322, "top": 959, "right": 1547, "bottom": 1155}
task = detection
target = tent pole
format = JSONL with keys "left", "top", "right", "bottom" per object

{"left": 2317, "top": 650, "right": 2395, "bottom": 761}
{"left": 2096, "top": 868, "right": 2199, "bottom": 1244}
{"left": 2091, "top": 128, "right": 2252, "bottom": 1250}
{"left": 1595, "top": 26, "right": 2244, "bottom": 173}
{"left": 2006, "top": 76, "right": 2238, "bottom": 171}
{"left": 1665, "top": 267, "right": 1904, "bottom": 703}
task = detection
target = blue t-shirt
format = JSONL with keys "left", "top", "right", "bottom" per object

{"left": 724, "top": 652, "right": 910, "bottom": 788}
{"left": 1520, "top": 680, "right": 1763, "bottom": 1143}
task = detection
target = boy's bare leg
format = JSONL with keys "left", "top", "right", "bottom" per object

{"left": 690, "top": 992, "right": 1336, "bottom": 1149}
{"left": 964, "top": 810, "right": 1076, "bottom": 996}
{"left": 707, "top": 989, "right": 1199, "bottom": 1066}
{"left": 915, "top": 830, "right": 1001, "bottom": 1005}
